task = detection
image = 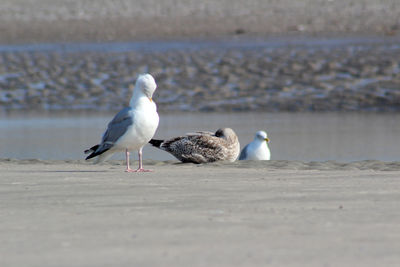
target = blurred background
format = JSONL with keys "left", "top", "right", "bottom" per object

{"left": 1, "top": 0, "right": 400, "bottom": 43}
{"left": 0, "top": 0, "right": 399, "bottom": 161}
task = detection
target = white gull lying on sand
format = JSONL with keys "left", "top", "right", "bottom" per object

{"left": 149, "top": 128, "right": 240, "bottom": 164}
{"left": 85, "top": 73, "right": 159, "bottom": 172}
{"left": 239, "top": 130, "right": 271, "bottom": 160}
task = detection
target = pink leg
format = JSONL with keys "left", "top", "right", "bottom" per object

{"left": 125, "top": 149, "right": 135, "bottom": 172}
{"left": 133, "top": 147, "right": 152, "bottom": 172}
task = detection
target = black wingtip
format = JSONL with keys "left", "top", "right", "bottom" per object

{"left": 84, "top": 144, "right": 101, "bottom": 160}
{"left": 149, "top": 139, "right": 164, "bottom": 148}
{"left": 84, "top": 144, "right": 99, "bottom": 154}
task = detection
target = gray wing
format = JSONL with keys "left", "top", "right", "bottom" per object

{"left": 238, "top": 144, "right": 250, "bottom": 160}
{"left": 85, "top": 107, "right": 134, "bottom": 160}
{"left": 99, "top": 107, "right": 134, "bottom": 149}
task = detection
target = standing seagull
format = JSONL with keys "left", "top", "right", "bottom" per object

{"left": 85, "top": 74, "right": 159, "bottom": 172}
{"left": 149, "top": 128, "right": 240, "bottom": 164}
{"left": 239, "top": 130, "right": 271, "bottom": 160}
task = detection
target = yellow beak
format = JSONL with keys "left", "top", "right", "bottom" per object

{"left": 149, "top": 97, "right": 152, "bottom": 102}
{"left": 265, "top": 138, "right": 270, "bottom": 143}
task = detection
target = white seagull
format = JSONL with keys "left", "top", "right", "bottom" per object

{"left": 85, "top": 73, "right": 159, "bottom": 172}
{"left": 239, "top": 130, "right": 271, "bottom": 160}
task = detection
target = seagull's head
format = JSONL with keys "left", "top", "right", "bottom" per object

{"left": 215, "top": 128, "right": 238, "bottom": 143}
{"left": 135, "top": 73, "right": 157, "bottom": 100}
{"left": 255, "top": 130, "right": 270, "bottom": 143}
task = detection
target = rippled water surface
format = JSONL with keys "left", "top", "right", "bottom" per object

{"left": 0, "top": 112, "right": 399, "bottom": 162}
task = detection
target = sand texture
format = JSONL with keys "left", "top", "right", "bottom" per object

{"left": 0, "top": 0, "right": 400, "bottom": 43}
{"left": 1, "top": 159, "right": 400, "bottom": 266}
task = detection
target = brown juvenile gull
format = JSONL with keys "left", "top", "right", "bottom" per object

{"left": 149, "top": 128, "right": 240, "bottom": 164}
{"left": 84, "top": 74, "right": 159, "bottom": 172}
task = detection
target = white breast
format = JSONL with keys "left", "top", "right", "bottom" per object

{"left": 247, "top": 142, "right": 271, "bottom": 160}
{"left": 116, "top": 99, "right": 159, "bottom": 151}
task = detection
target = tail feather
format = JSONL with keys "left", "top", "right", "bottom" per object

{"left": 149, "top": 139, "right": 164, "bottom": 148}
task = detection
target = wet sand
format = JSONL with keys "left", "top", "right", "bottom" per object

{"left": 1, "top": 159, "right": 400, "bottom": 266}
{"left": 1, "top": 37, "right": 400, "bottom": 112}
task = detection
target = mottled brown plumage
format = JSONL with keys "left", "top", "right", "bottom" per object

{"left": 149, "top": 128, "right": 240, "bottom": 163}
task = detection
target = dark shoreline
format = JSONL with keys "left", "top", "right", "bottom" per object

{"left": 1, "top": 36, "right": 400, "bottom": 113}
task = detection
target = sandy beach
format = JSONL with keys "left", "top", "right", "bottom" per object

{"left": 1, "top": 0, "right": 400, "bottom": 44}
{"left": 1, "top": 159, "right": 400, "bottom": 266}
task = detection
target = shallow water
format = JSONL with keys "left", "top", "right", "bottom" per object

{"left": 0, "top": 36, "right": 399, "bottom": 53}
{"left": 0, "top": 112, "right": 399, "bottom": 162}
